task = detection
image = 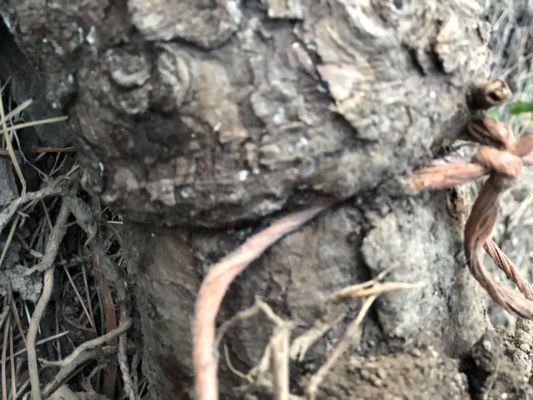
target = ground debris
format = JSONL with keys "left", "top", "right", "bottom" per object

{"left": 316, "top": 347, "right": 470, "bottom": 400}
{"left": 0, "top": 157, "right": 17, "bottom": 207}
{"left": 0, "top": 83, "right": 142, "bottom": 399}
{"left": 0, "top": 264, "right": 42, "bottom": 302}
{"left": 464, "top": 329, "right": 532, "bottom": 399}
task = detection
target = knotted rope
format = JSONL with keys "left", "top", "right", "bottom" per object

{"left": 409, "top": 112, "right": 533, "bottom": 318}
{"left": 464, "top": 117, "right": 533, "bottom": 317}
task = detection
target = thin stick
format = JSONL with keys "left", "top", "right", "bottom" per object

{"left": 62, "top": 265, "right": 96, "bottom": 329}
{"left": 6, "top": 331, "right": 69, "bottom": 361}
{"left": 32, "top": 146, "right": 75, "bottom": 154}
{"left": 25, "top": 200, "right": 71, "bottom": 276}
{"left": 0, "top": 293, "right": 9, "bottom": 400}
{"left": 0, "top": 115, "right": 67, "bottom": 135}
{"left": 0, "top": 299, "right": 10, "bottom": 332}
{"left": 0, "top": 86, "right": 26, "bottom": 195}
{"left": 92, "top": 236, "right": 120, "bottom": 399}
{"left": 306, "top": 295, "right": 376, "bottom": 399}
{"left": 9, "top": 321, "right": 15, "bottom": 398}
{"left": 0, "top": 99, "right": 32, "bottom": 126}
{"left": 216, "top": 298, "right": 289, "bottom": 384}
{"left": 0, "top": 184, "right": 63, "bottom": 234}
{"left": 1, "top": 316, "right": 9, "bottom": 400}
{"left": 330, "top": 281, "right": 423, "bottom": 301}
{"left": 222, "top": 344, "right": 251, "bottom": 382}
{"left": 27, "top": 200, "right": 70, "bottom": 400}
{"left": 118, "top": 310, "right": 137, "bottom": 400}
{"left": 41, "top": 347, "right": 117, "bottom": 398}
{"left": 290, "top": 313, "right": 346, "bottom": 362}
{"left": 0, "top": 216, "right": 19, "bottom": 268}
{"left": 40, "top": 199, "right": 53, "bottom": 231}
{"left": 193, "top": 204, "right": 331, "bottom": 400}
{"left": 270, "top": 325, "right": 290, "bottom": 400}
{"left": 115, "top": 250, "right": 137, "bottom": 400}
{"left": 27, "top": 269, "right": 54, "bottom": 400}
{"left": 81, "top": 263, "right": 95, "bottom": 330}
{"left": 11, "top": 298, "right": 26, "bottom": 347}
{"left": 215, "top": 302, "right": 264, "bottom": 349}
{"left": 41, "top": 318, "right": 131, "bottom": 368}
{"left": 14, "top": 377, "right": 30, "bottom": 400}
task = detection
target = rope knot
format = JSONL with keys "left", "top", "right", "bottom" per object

{"left": 407, "top": 78, "right": 533, "bottom": 319}
{"left": 467, "top": 116, "right": 515, "bottom": 149}
{"left": 474, "top": 147, "right": 522, "bottom": 179}
{"left": 467, "top": 116, "right": 533, "bottom": 182}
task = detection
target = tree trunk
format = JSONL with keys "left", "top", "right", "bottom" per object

{"left": 0, "top": 0, "right": 530, "bottom": 399}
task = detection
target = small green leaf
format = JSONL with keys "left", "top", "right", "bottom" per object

{"left": 510, "top": 100, "right": 533, "bottom": 115}
{"left": 486, "top": 107, "right": 501, "bottom": 120}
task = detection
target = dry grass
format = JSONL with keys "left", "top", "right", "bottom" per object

{"left": 0, "top": 83, "right": 145, "bottom": 399}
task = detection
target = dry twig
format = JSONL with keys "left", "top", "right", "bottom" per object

{"left": 37, "top": 321, "right": 131, "bottom": 400}
{"left": 40, "top": 318, "right": 132, "bottom": 368}
{"left": 306, "top": 295, "right": 376, "bottom": 400}
{"left": 331, "top": 281, "right": 423, "bottom": 302}
{"left": 263, "top": 324, "right": 291, "bottom": 400}
{"left": 1, "top": 316, "right": 10, "bottom": 400}
{"left": 93, "top": 223, "right": 137, "bottom": 400}
{"left": 25, "top": 200, "right": 71, "bottom": 276}
{"left": 118, "top": 315, "right": 137, "bottom": 400}
{"left": 305, "top": 277, "right": 421, "bottom": 398}
{"left": 27, "top": 200, "right": 70, "bottom": 400}
{"left": 96, "top": 236, "right": 139, "bottom": 400}
{"left": 289, "top": 313, "right": 346, "bottom": 363}
{"left": 9, "top": 319, "right": 15, "bottom": 400}
{"left": 0, "top": 184, "right": 63, "bottom": 235}
{"left": 4, "top": 331, "right": 69, "bottom": 363}
{"left": 219, "top": 299, "right": 291, "bottom": 399}
{"left": 42, "top": 347, "right": 117, "bottom": 398}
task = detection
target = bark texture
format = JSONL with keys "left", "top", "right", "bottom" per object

{"left": 0, "top": 0, "right": 530, "bottom": 399}
{"left": 0, "top": 0, "right": 492, "bottom": 227}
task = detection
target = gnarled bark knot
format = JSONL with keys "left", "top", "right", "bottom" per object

{"left": 409, "top": 79, "right": 533, "bottom": 319}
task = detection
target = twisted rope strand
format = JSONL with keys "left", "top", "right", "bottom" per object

{"left": 485, "top": 240, "right": 533, "bottom": 300}
{"left": 408, "top": 109, "right": 533, "bottom": 319}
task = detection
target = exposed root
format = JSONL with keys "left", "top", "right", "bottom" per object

{"left": 40, "top": 319, "right": 132, "bottom": 368}
{"left": 26, "top": 200, "right": 70, "bottom": 400}
{"left": 234, "top": 301, "right": 292, "bottom": 400}
{"left": 0, "top": 184, "right": 64, "bottom": 235}
{"left": 306, "top": 295, "right": 377, "bottom": 400}
{"left": 42, "top": 347, "right": 117, "bottom": 398}
{"left": 214, "top": 277, "right": 420, "bottom": 399}
{"left": 0, "top": 83, "right": 136, "bottom": 400}
{"left": 290, "top": 313, "right": 346, "bottom": 363}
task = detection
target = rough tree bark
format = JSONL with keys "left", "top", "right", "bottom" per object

{"left": 0, "top": 0, "right": 530, "bottom": 399}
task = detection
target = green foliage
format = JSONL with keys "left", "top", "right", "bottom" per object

{"left": 486, "top": 101, "right": 533, "bottom": 120}
{"left": 510, "top": 100, "right": 533, "bottom": 116}
{"left": 486, "top": 107, "right": 501, "bottom": 120}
